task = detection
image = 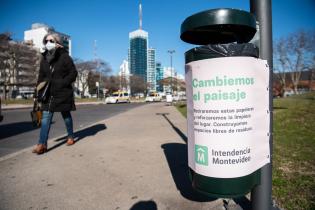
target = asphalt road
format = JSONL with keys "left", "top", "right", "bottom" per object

{"left": 0, "top": 103, "right": 144, "bottom": 157}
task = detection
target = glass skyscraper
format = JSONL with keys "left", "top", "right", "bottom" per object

{"left": 156, "top": 62, "right": 163, "bottom": 92}
{"left": 128, "top": 3, "right": 157, "bottom": 93}
{"left": 129, "top": 29, "right": 148, "bottom": 83}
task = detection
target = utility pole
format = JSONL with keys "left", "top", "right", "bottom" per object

{"left": 94, "top": 40, "right": 101, "bottom": 99}
{"left": 250, "top": 1, "right": 274, "bottom": 210}
{"left": 167, "top": 50, "right": 175, "bottom": 94}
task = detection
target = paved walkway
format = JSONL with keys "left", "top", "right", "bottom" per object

{"left": 0, "top": 103, "right": 243, "bottom": 210}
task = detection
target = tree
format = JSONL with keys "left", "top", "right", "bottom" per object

{"left": 74, "top": 58, "right": 112, "bottom": 97}
{"left": 0, "top": 33, "right": 40, "bottom": 99}
{"left": 158, "top": 77, "right": 185, "bottom": 93}
{"left": 104, "top": 75, "right": 120, "bottom": 94}
{"left": 130, "top": 75, "right": 147, "bottom": 95}
{"left": 11, "top": 42, "right": 39, "bottom": 87}
{"left": 118, "top": 74, "right": 129, "bottom": 91}
{"left": 274, "top": 38, "right": 288, "bottom": 96}
{"left": 274, "top": 30, "right": 315, "bottom": 94}
{"left": 87, "top": 70, "right": 98, "bottom": 95}
{"left": 0, "top": 33, "right": 12, "bottom": 99}
{"left": 75, "top": 59, "right": 95, "bottom": 97}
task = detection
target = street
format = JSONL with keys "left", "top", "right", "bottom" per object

{"left": 0, "top": 103, "right": 144, "bottom": 157}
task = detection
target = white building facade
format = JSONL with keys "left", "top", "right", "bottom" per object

{"left": 147, "top": 48, "right": 156, "bottom": 92}
{"left": 118, "top": 59, "right": 130, "bottom": 93}
{"left": 24, "top": 23, "right": 72, "bottom": 55}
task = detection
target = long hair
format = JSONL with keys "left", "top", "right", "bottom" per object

{"left": 42, "top": 32, "right": 63, "bottom": 47}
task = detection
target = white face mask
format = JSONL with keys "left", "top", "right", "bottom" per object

{"left": 45, "top": 41, "right": 56, "bottom": 51}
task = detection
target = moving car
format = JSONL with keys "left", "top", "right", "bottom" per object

{"left": 145, "top": 92, "right": 162, "bottom": 102}
{"left": 105, "top": 91, "right": 130, "bottom": 104}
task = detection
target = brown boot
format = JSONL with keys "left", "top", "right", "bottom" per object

{"left": 32, "top": 144, "right": 39, "bottom": 153}
{"left": 66, "top": 137, "right": 75, "bottom": 146}
{"left": 32, "top": 144, "right": 47, "bottom": 155}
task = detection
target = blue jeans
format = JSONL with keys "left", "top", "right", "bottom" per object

{"left": 38, "top": 111, "right": 74, "bottom": 145}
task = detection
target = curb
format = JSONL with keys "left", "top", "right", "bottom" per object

{"left": 2, "top": 102, "right": 106, "bottom": 111}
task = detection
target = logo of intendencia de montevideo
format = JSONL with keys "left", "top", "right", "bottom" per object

{"left": 195, "top": 145, "right": 208, "bottom": 166}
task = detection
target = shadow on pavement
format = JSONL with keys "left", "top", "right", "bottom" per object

{"left": 156, "top": 113, "right": 187, "bottom": 143}
{"left": 48, "top": 123, "right": 107, "bottom": 152}
{"left": 233, "top": 196, "right": 251, "bottom": 210}
{"left": 0, "top": 121, "right": 54, "bottom": 140}
{"left": 158, "top": 113, "right": 216, "bottom": 202}
{"left": 157, "top": 113, "right": 256, "bottom": 207}
{"left": 129, "top": 200, "right": 157, "bottom": 210}
{"left": 162, "top": 143, "right": 216, "bottom": 202}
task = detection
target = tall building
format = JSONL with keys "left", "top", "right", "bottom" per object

{"left": 128, "top": 29, "right": 148, "bottom": 82}
{"left": 118, "top": 59, "right": 130, "bottom": 93}
{"left": 24, "top": 23, "right": 72, "bottom": 55}
{"left": 147, "top": 48, "right": 156, "bottom": 91}
{"left": 156, "top": 62, "right": 163, "bottom": 92}
{"left": 128, "top": 3, "right": 151, "bottom": 93}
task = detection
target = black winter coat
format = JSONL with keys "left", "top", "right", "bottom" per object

{"left": 37, "top": 48, "right": 78, "bottom": 112}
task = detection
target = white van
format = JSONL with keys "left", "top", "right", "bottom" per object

{"left": 145, "top": 92, "right": 162, "bottom": 102}
{"left": 105, "top": 91, "right": 130, "bottom": 104}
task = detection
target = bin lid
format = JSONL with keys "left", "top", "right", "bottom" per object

{"left": 181, "top": 8, "right": 257, "bottom": 45}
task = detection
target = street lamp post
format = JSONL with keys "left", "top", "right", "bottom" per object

{"left": 167, "top": 50, "right": 175, "bottom": 94}
{"left": 98, "top": 67, "right": 101, "bottom": 99}
{"left": 250, "top": 1, "right": 274, "bottom": 209}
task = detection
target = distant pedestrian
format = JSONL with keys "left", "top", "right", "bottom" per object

{"left": 32, "top": 32, "right": 78, "bottom": 154}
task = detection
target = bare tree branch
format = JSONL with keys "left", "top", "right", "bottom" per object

{"left": 274, "top": 30, "right": 315, "bottom": 94}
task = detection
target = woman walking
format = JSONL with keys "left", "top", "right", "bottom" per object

{"left": 32, "top": 32, "right": 78, "bottom": 154}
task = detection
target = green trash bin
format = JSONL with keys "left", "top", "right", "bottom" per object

{"left": 181, "top": 8, "right": 267, "bottom": 198}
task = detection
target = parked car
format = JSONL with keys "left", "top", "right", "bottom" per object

{"left": 0, "top": 98, "right": 3, "bottom": 122}
{"left": 145, "top": 92, "right": 162, "bottom": 102}
{"left": 105, "top": 91, "right": 130, "bottom": 104}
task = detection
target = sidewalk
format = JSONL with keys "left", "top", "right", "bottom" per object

{"left": 2, "top": 101, "right": 106, "bottom": 110}
{"left": 0, "top": 103, "right": 236, "bottom": 210}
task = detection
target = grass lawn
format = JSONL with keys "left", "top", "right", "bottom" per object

{"left": 273, "top": 92, "right": 315, "bottom": 210}
{"left": 2, "top": 99, "right": 34, "bottom": 105}
{"left": 176, "top": 92, "right": 315, "bottom": 210}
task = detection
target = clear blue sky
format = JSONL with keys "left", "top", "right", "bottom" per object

{"left": 1, "top": 0, "right": 314, "bottom": 75}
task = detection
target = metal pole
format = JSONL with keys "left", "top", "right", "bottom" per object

{"left": 99, "top": 70, "right": 101, "bottom": 99}
{"left": 167, "top": 50, "right": 175, "bottom": 94}
{"left": 250, "top": 0, "right": 273, "bottom": 210}
{"left": 170, "top": 53, "right": 173, "bottom": 94}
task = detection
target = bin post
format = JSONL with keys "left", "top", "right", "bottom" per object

{"left": 250, "top": 0, "right": 273, "bottom": 210}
